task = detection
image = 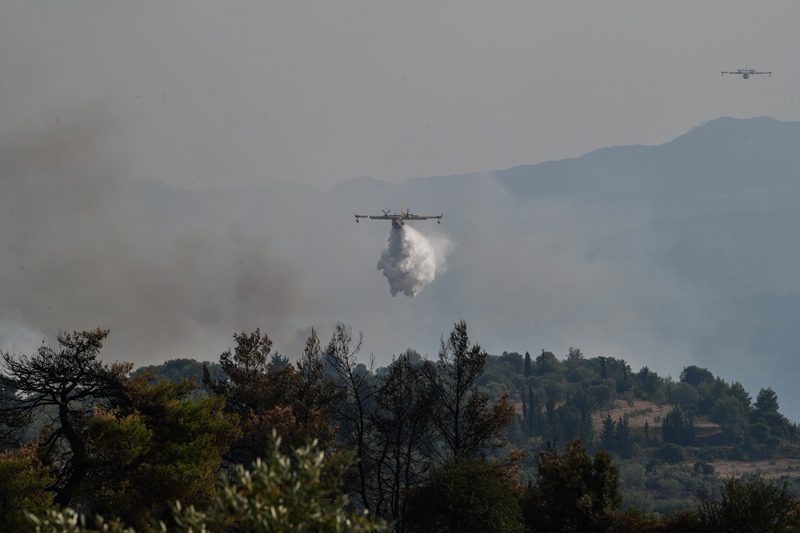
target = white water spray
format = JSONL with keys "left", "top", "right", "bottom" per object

{"left": 377, "top": 225, "right": 452, "bottom": 297}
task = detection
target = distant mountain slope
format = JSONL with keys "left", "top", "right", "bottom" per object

{"left": 4, "top": 116, "right": 800, "bottom": 422}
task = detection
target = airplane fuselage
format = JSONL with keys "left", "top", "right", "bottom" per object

{"left": 354, "top": 209, "right": 443, "bottom": 227}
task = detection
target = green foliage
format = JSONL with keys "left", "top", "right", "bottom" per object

{"left": 729, "top": 382, "right": 752, "bottom": 410}
{"left": 600, "top": 415, "right": 634, "bottom": 458}
{"left": 6, "top": 323, "right": 800, "bottom": 530}
{"left": 78, "top": 377, "right": 239, "bottom": 528}
{"left": 132, "top": 358, "right": 224, "bottom": 386}
{"left": 205, "top": 328, "right": 339, "bottom": 465}
{"left": 634, "top": 366, "right": 666, "bottom": 402}
{"left": 28, "top": 508, "right": 134, "bottom": 533}
{"left": 30, "top": 433, "right": 383, "bottom": 533}
{"left": 755, "top": 387, "right": 779, "bottom": 413}
{"left": 404, "top": 457, "right": 522, "bottom": 533}
{"left": 171, "top": 432, "right": 383, "bottom": 532}
{"left": 0, "top": 445, "right": 54, "bottom": 531}
{"left": 655, "top": 444, "right": 685, "bottom": 465}
{"left": 426, "top": 321, "right": 514, "bottom": 460}
{"left": 535, "top": 351, "right": 560, "bottom": 376}
{"left": 662, "top": 406, "right": 695, "bottom": 445}
{"left": 697, "top": 476, "right": 800, "bottom": 532}
{"left": 710, "top": 396, "right": 748, "bottom": 429}
{"left": 0, "top": 329, "right": 131, "bottom": 506}
{"left": 680, "top": 366, "right": 715, "bottom": 387}
{"left": 523, "top": 440, "right": 621, "bottom": 532}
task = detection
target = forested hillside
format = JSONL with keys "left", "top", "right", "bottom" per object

{"left": 479, "top": 348, "right": 800, "bottom": 513}
{"left": 139, "top": 342, "right": 800, "bottom": 515}
{"left": 4, "top": 322, "right": 796, "bottom": 531}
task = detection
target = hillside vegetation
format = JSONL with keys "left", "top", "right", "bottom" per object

{"left": 2, "top": 323, "right": 799, "bottom": 531}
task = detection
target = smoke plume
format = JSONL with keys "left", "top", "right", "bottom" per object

{"left": 0, "top": 108, "right": 308, "bottom": 363}
{"left": 377, "top": 225, "right": 451, "bottom": 297}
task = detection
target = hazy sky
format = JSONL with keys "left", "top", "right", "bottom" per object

{"left": 1, "top": 1, "right": 799, "bottom": 188}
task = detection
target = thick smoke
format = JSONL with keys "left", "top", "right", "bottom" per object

{"left": 0, "top": 108, "right": 308, "bottom": 363}
{"left": 377, "top": 225, "right": 451, "bottom": 297}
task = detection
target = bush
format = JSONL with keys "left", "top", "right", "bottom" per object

{"left": 523, "top": 441, "right": 621, "bottom": 532}
{"left": 29, "top": 433, "right": 383, "bottom": 533}
{"left": 655, "top": 444, "right": 685, "bottom": 464}
{"left": 0, "top": 446, "right": 54, "bottom": 532}
{"left": 697, "top": 476, "right": 800, "bottom": 532}
{"left": 404, "top": 457, "right": 522, "bottom": 533}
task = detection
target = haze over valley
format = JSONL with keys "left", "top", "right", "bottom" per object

{"left": 3, "top": 115, "right": 800, "bottom": 419}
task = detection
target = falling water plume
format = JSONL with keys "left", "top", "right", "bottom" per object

{"left": 377, "top": 225, "right": 451, "bottom": 297}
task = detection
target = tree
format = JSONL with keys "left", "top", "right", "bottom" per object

{"left": 172, "top": 433, "right": 384, "bottom": 533}
{"left": 404, "top": 457, "right": 523, "bottom": 533}
{"left": 132, "top": 358, "right": 224, "bottom": 385}
{"left": 755, "top": 387, "right": 779, "bottom": 413}
{"left": 613, "top": 416, "right": 633, "bottom": 458}
{"left": 369, "top": 353, "right": 434, "bottom": 527}
{"left": 711, "top": 396, "right": 748, "bottom": 429}
{"left": 30, "top": 433, "right": 385, "bottom": 533}
{"left": 79, "top": 376, "right": 239, "bottom": 528}
{"left": 680, "top": 365, "right": 715, "bottom": 387}
{"left": 0, "top": 445, "right": 53, "bottom": 531}
{"left": 566, "top": 347, "right": 584, "bottom": 363}
{"left": 662, "top": 406, "right": 695, "bottom": 445}
{"left": 0, "top": 329, "right": 130, "bottom": 506}
{"left": 526, "top": 386, "right": 541, "bottom": 437}
{"left": 655, "top": 443, "right": 685, "bottom": 464}
{"left": 524, "top": 352, "right": 531, "bottom": 378}
{"left": 204, "top": 328, "right": 338, "bottom": 464}
{"left": 729, "top": 382, "right": 752, "bottom": 411}
{"left": 535, "top": 351, "right": 560, "bottom": 376}
{"left": 697, "top": 476, "right": 800, "bottom": 532}
{"left": 635, "top": 366, "right": 661, "bottom": 398}
{"left": 599, "top": 415, "right": 616, "bottom": 451}
{"left": 324, "top": 323, "right": 375, "bottom": 512}
{"left": 522, "top": 440, "right": 621, "bottom": 533}
{"left": 424, "top": 321, "right": 514, "bottom": 461}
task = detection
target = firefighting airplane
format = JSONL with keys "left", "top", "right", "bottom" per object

{"left": 354, "top": 208, "right": 443, "bottom": 228}
{"left": 721, "top": 67, "right": 772, "bottom": 79}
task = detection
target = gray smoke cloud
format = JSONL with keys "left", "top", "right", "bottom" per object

{"left": 0, "top": 107, "right": 309, "bottom": 363}
{"left": 376, "top": 225, "right": 452, "bottom": 297}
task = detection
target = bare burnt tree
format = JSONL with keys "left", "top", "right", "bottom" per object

{"left": 424, "top": 320, "right": 514, "bottom": 462}
{"left": 370, "top": 352, "right": 434, "bottom": 531}
{"left": 0, "top": 329, "right": 130, "bottom": 506}
{"left": 324, "top": 323, "right": 376, "bottom": 513}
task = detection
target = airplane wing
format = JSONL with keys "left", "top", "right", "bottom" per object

{"left": 354, "top": 213, "right": 393, "bottom": 220}
{"left": 354, "top": 210, "right": 442, "bottom": 223}
{"left": 753, "top": 71, "right": 772, "bottom": 76}
{"left": 403, "top": 213, "right": 444, "bottom": 223}
{"left": 405, "top": 214, "right": 443, "bottom": 220}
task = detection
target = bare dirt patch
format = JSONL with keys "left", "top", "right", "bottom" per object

{"left": 591, "top": 400, "right": 720, "bottom": 437}
{"left": 712, "top": 459, "right": 800, "bottom": 480}
{"left": 592, "top": 400, "right": 673, "bottom": 434}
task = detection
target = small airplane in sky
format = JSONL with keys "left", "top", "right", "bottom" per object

{"left": 355, "top": 208, "right": 443, "bottom": 228}
{"left": 721, "top": 67, "right": 772, "bottom": 79}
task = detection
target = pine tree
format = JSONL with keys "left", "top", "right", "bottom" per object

{"left": 614, "top": 417, "right": 633, "bottom": 458}
{"left": 600, "top": 415, "right": 616, "bottom": 451}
